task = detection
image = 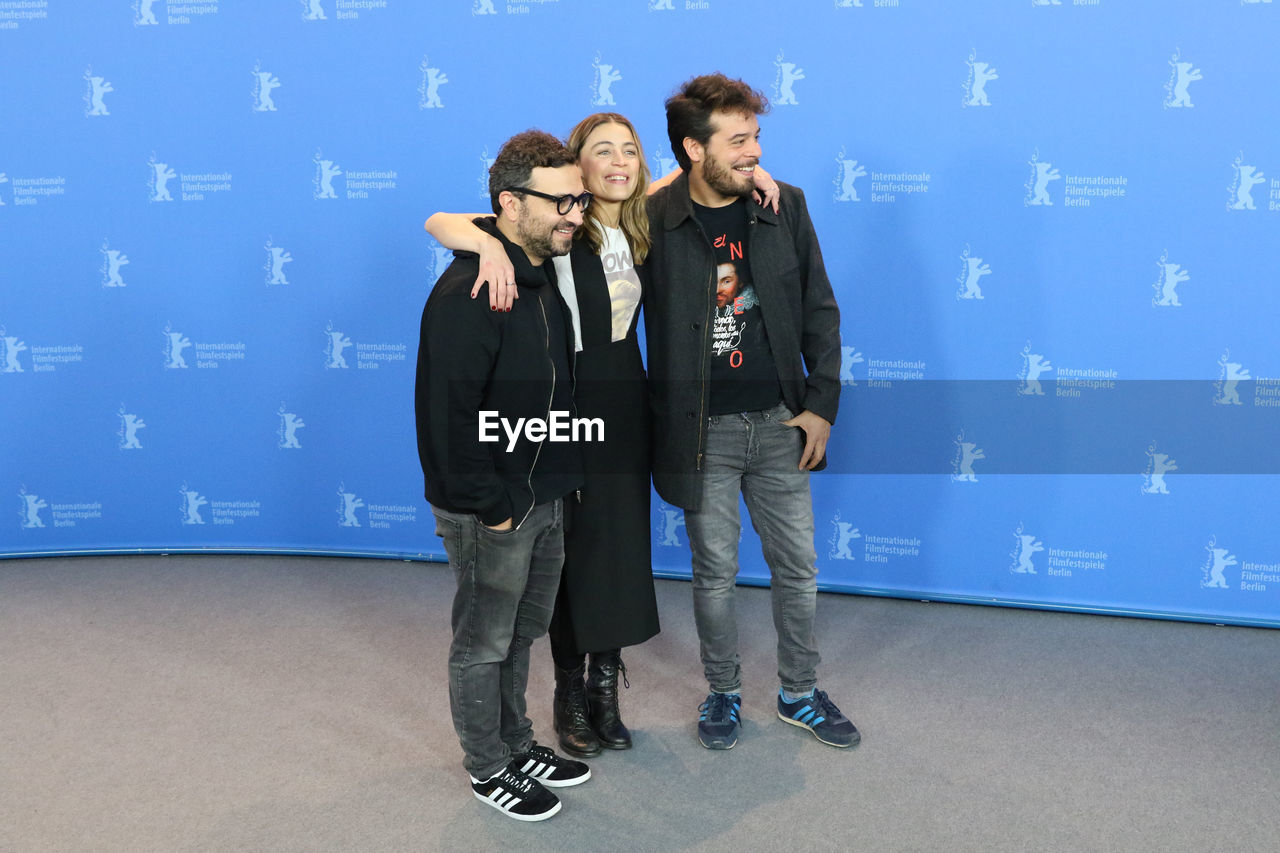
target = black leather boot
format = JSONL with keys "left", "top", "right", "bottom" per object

{"left": 586, "top": 650, "right": 632, "bottom": 750}
{"left": 553, "top": 662, "right": 601, "bottom": 757}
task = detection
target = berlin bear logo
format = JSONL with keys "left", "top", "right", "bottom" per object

{"left": 656, "top": 502, "right": 685, "bottom": 546}
{"left": 957, "top": 245, "right": 991, "bottom": 300}
{"left": 828, "top": 511, "right": 861, "bottom": 560}
{"left": 1017, "top": 343, "right": 1053, "bottom": 396}
{"left": 134, "top": 0, "right": 160, "bottom": 26}
{"left": 834, "top": 148, "right": 867, "bottom": 202}
{"left": 1141, "top": 443, "right": 1177, "bottom": 495}
{"left": 592, "top": 55, "right": 621, "bottom": 107}
{"left": 180, "top": 485, "right": 208, "bottom": 525}
{"left": 325, "top": 324, "right": 352, "bottom": 369}
{"left": 1152, "top": 252, "right": 1189, "bottom": 307}
{"left": 1228, "top": 155, "right": 1266, "bottom": 211}
{"left": 1024, "top": 151, "right": 1060, "bottom": 206}
{"left": 102, "top": 242, "right": 129, "bottom": 288}
{"left": 338, "top": 485, "right": 364, "bottom": 527}
{"left": 164, "top": 326, "right": 192, "bottom": 369}
{"left": 20, "top": 489, "right": 47, "bottom": 528}
{"left": 773, "top": 52, "right": 805, "bottom": 106}
{"left": 2, "top": 329, "right": 28, "bottom": 373}
{"left": 952, "top": 431, "right": 985, "bottom": 482}
{"left": 419, "top": 58, "right": 449, "bottom": 109}
{"left": 314, "top": 152, "right": 342, "bottom": 200}
{"left": 1200, "top": 536, "right": 1236, "bottom": 590}
{"left": 84, "top": 70, "right": 113, "bottom": 116}
{"left": 1010, "top": 524, "right": 1043, "bottom": 574}
{"left": 118, "top": 406, "right": 146, "bottom": 450}
{"left": 1163, "top": 50, "right": 1202, "bottom": 109}
{"left": 964, "top": 52, "right": 998, "bottom": 107}
{"left": 254, "top": 67, "right": 281, "bottom": 112}
{"left": 278, "top": 404, "right": 305, "bottom": 449}
{"left": 840, "top": 345, "right": 863, "bottom": 385}
{"left": 266, "top": 239, "right": 293, "bottom": 285}
{"left": 1213, "top": 350, "right": 1250, "bottom": 406}
{"left": 478, "top": 148, "right": 497, "bottom": 200}
{"left": 149, "top": 156, "right": 176, "bottom": 202}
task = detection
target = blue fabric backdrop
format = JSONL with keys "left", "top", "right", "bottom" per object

{"left": 3, "top": 0, "right": 1279, "bottom": 628}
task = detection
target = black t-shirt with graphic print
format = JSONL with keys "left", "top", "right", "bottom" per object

{"left": 692, "top": 199, "right": 783, "bottom": 415}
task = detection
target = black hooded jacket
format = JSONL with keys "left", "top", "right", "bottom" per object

{"left": 415, "top": 219, "right": 582, "bottom": 528}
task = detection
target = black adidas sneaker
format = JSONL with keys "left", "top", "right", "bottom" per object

{"left": 469, "top": 766, "right": 561, "bottom": 822}
{"left": 508, "top": 741, "right": 592, "bottom": 788}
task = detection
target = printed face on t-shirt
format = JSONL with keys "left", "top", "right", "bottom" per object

{"left": 694, "top": 198, "right": 782, "bottom": 414}
{"left": 715, "top": 262, "right": 742, "bottom": 308}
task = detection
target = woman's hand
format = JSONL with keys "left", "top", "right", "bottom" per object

{"left": 470, "top": 235, "right": 518, "bottom": 311}
{"left": 752, "top": 164, "right": 780, "bottom": 213}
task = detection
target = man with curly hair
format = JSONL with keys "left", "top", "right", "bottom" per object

{"left": 646, "top": 74, "right": 859, "bottom": 752}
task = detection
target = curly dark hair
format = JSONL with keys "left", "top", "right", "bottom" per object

{"left": 665, "top": 73, "right": 769, "bottom": 172}
{"left": 488, "top": 130, "right": 576, "bottom": 214}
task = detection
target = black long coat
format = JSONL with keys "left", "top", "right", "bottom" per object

{"left": 551, "top": 239, "right": 660, "bottom": 654}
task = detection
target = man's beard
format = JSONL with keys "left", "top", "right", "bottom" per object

{"left": 517, "top": 209, "right": 576, "bottom": 260}
{"left": 700, "top": 155, "right": 755, "bottom": 199}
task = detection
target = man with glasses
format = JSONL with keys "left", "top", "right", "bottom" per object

{"left": 415, "top": 130, "right": 595, "bottom": 822}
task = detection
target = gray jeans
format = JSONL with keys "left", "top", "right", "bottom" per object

{"left": 685, "top": 403, "right": 821, "bottom": 695}
{"left": 432, "top": 499, "right": 564, "bottom": 780}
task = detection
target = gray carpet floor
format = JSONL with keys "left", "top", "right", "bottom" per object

{"left": 1, "top": 555, "right": 1276, "bottom": 853}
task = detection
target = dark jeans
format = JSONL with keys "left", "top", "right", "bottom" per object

{"left": 684, "top": 402, "right": 821, "bottom": 695}
{"left": 432, "top": 499, "right": 565, "bottom": 780}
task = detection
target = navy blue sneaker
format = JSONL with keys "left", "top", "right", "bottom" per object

{"left": 777, "top": 688, "right": 860, "bottom": 748}
{"left": 698, "top": 692, "right": 742, "bottom": 749}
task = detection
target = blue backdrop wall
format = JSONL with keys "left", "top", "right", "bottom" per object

{"left": 3, "top": 1, "right": 1279, "bottom": 628}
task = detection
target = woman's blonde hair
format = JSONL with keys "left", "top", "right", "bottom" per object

{"left": 566, "top": 113, "right": 651, "bottom": 265}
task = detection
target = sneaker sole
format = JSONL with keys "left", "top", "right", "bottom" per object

{"left": 473, "top": 791, "right": 562, "bottom": 822}
{"left": 698, "top": 734, "right": 737, "bottom": 750}
{"left": 776, "top": 712, "right": 860, "bottom": 748}
{"left": 531, "top": 769, "right": 591, "bottom": 788}
{"left": 515, "top": 757, "right": 592, "bottom": 788}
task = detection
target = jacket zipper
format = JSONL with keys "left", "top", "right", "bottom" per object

{"left": 570, "top": 328, "right": 581, "bottom": 504}
{"left": 515, "top": 295, "right": 556, "bottom": 531}
{"left": 693, "top": 221, "right": 716, "bottom": 472}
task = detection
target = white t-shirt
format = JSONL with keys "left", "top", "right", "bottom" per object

{"left": 552, "top": 225, "right": 642, "bottom": 352}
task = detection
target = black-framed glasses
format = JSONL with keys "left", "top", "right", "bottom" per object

{"left": 501, "top": 187, "right": 593, "bottom": 215}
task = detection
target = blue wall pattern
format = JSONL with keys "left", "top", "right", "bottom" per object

{"left": 2, "top": 1, "right": 1279, "bottom": 628}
